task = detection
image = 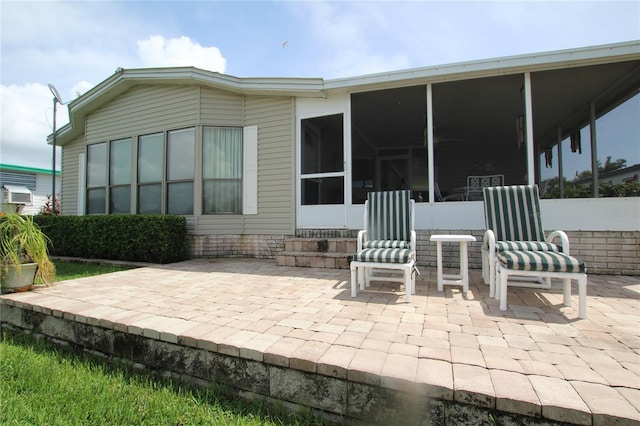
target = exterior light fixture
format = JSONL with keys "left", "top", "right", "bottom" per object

{"left": 48, "top": 83, "right": 64, "bottom": 206}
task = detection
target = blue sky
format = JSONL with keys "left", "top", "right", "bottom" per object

{"left": 1, "top": 0, "right": 639, "bottom": 170}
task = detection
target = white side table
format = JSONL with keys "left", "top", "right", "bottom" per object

{"left": 429, "top": 234, "right": 477, "bottom": 293}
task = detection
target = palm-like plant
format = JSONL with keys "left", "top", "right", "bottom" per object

{"left": 0, "top": 213, "right": 55, "bottom": 285}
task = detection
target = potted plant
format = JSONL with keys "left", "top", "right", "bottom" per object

{"left": 1, "top": 212, "right": 55, "bottom": 293}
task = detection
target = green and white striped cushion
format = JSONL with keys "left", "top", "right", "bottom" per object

{"left": 363, "top": 240, "right": 410, "bottom": 249}
{"left": 496, "top": 241, "right": 562, "bottom": 253}
{"left": 367, "top": 190, "right": 411, "bottom": 243}
{"left": 353, "top": 248, "right": 414, "bottom": 264}
{"left": 497, "top": 250, "right": 586, "bottom": 273}
{"left": 483, "top": 185, "right": 546, "bottom": 243}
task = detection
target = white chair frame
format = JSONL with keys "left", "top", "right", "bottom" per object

{"left": 350, "top": 193, "right": 417, "bottom": 302}
{"left": 496, "top": 260, "right": 587, "bottom": 319}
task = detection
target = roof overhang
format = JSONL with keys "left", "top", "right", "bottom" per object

{"left": 50, "top": 40, "right": 640, "bottom": 146}
{"left": 324, "top": 40, "right": 640, "bottom": 93}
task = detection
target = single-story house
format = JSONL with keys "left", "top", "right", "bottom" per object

{"left": 52, "top": 41, "right": 640, "bottom": 275}
{"left": 0, "top": 164, "right": 60, "bottom": 215}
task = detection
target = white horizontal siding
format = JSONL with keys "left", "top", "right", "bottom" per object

{"left": 243, "top": 97, "right": 295, "bottom": 234}
{"left": 86, "top": 86, "right": 199, "bottom": 143}
{"left": 196, "top": 215, "right": 243, "bottom": 234}
{"left": 60, "top": 137, "right": 85, "bottom": 216}
{"left": 200, "top": 87, "right": 244, "bottom": 126}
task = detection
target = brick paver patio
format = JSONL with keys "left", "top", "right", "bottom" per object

{"left": 1, "top": 258, "right": 639, "bottom": 424}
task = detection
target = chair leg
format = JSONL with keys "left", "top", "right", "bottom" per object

{"left": 499, "top": 267, "right": 508, "bottom": 311}
{"left": 563, "top": 278, "right": 572, "bottom": 307}
{"left": 411, "top": 263, "right": 416, "bottom": 295}
{"left": 404, "top": 264, "right": 411, "bottom": 303}
{"left": 578, "top": 275, "right": 587, "bottom": 319}
{"left": 491, "top": 259, "right": 499, "bottom": 299}
{"left": 350, "top": 264, "right": 358, "bottom": 297}
{"left": 482, "top": 251, "right": 489, "bottom": 284}
{"left": 489, "top": 258, "right": 496, "bottom": 298}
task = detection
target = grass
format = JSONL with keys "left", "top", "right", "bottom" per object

{"left": 53, "top": 261, "right": 135, "bottom": 282}
{"left": 0, "top": 334, "right": 329, "bottom": 425}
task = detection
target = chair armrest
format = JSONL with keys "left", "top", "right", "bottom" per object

{"left": 547, "top": 230, "right": 570, "bottom": 254}
{"left": 357, "top": 230, "right": 367, "bottom": 252}
{"left": 483, "top": 230, "right": 495, "bottom": 256}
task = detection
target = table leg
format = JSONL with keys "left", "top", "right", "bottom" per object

{"left": 460, "top": 241, "right": 469, "bottom": 293}
{"left": 436, "top": 241, "right": 443, "bottom": 291}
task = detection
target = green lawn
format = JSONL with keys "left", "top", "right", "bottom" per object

{"left": 53, "top": 261, "right": 135, "bottom": 281}
{"left": 0, "top": 335, "right": 328, "bottom": 426}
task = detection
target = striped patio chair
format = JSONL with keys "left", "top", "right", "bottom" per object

{"left": 482, "top": 185, "right": 587, "bottom": 318}
{"left": 350, "top": 190, "right": 417, "bottom": 302}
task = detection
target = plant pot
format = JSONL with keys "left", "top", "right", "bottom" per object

{"left": 1, "top": 263, "right": 38, "bottom": 294}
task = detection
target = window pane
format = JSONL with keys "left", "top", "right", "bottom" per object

{"left": 168, "top": 128, "right": 195, "bottom": 181}
{"left": 87, "top": 188, "right": 106, "bottom": 214}
{"left": 432, "top": 75, "right": 525, "bottom": 201}
{"left": 203, "top": 180, "right": 241, "bottom": 214}
{"left": 203, "top": 127, "right": 242, "bottom": 179}
{"left": 301, "top": 114, "right": 343, "bottom": 174}
{"left": 139, "top": 133, "right": 163, "bottom": 183}
{"left": 167, "top": 182, "right": 193, "bottom": 215}
{"left": 87, "top": 143, "right": 107, "bottom": 187}
{"left": 562, "top": 126, "right": 592, "bottom": 198}
{"left": 302, "top": 177, "right": 344, "bottom": 205}
{"left": 110, "top": 186, "right": 130, "bottom": 214}
{"left": 110, "top": 138, "right": 132, "bottom": 185}
{"left": 596, "top": 94, "right": 640, "bottom": 196}
{"left": 539, "top": 144, "right": 559, "bottom": 198}
{"left": 351, "top": 87, "right": 428, "bottom": 203}
{"left": 138, "top": 184, "right": 162, "bottom": 214}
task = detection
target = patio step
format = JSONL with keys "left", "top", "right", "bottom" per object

{"left": 276, "top": 238, "right": 356, "bottom": 269}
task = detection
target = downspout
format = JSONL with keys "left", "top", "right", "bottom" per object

{"left": 524, "top": 73, "right": 535, "bottom": 185}
{"left": 590, "top": 101, "right": 599, "bottom": 197}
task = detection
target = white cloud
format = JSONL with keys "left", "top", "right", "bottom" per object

{"left": 293, "top": 1, "right": 411, "bottom": 78}
{"left": 70, "top": 81, "right": 95, "bottom": 100}
{"left": 137, "top": 35, "right": 226, "bottom": 72}
{"left": 0, "top": 84, "right": 69, "bottom": 170}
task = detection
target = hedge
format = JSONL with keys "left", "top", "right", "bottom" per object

{"left": 33, "top": 215, "right": 187, "bottom": 264}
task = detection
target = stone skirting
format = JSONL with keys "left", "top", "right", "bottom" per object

{"left": 186, "top": 230, "right": 639, "bottom": 276}
{"left": 1, "top": 304, "right": 572, "bottom": 425}
{"left": 415, "top": 230, "right": 640, "bottom": 276}
{"left": 188, "top": 234, "right": 287, "bottom": 259}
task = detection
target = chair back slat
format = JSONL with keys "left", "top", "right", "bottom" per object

{"left": 483, "top": 185, "right": 546, "bottom": 242}
{"left": 367, "top": 190, "right": 411, "bottom": 242}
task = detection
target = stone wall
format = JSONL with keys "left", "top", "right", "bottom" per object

{"left": 186, "top": 230, "right": 640, "bottom": 276}
{"left": 416, "top": 230, "right": 640, "bottom": 276}
{"left": 188, "top": 234, "right": 286, "bottom": 259}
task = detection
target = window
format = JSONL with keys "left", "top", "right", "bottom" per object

{"left": 432, "top": 76, "right": 525, "bottom": 201}
{"left": 109, "top": 138, "right": 132, "bottom": 214}
{"left": 138, "top": 133, "right": 164, "bottom": 214}
{"left": 86, "top": 125, "right": 257, "bottom": 217}
{"left": 300, "top": 114, "right": 344, "bottom": 205}
{"left": 351, "top": 86, "right": 428, "bottom": 203}
{"left": 167, "top": 128, "right": 195, "bottom": 215}
{"left": 86, "top": 143, "right": 107, "bottom": 214}
{"left": 203, "top": 127, "right": 242, "bottom": 214}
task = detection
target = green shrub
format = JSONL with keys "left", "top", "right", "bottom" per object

{"left": 34, "top": 215, "right": 187, "bottom": 264}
